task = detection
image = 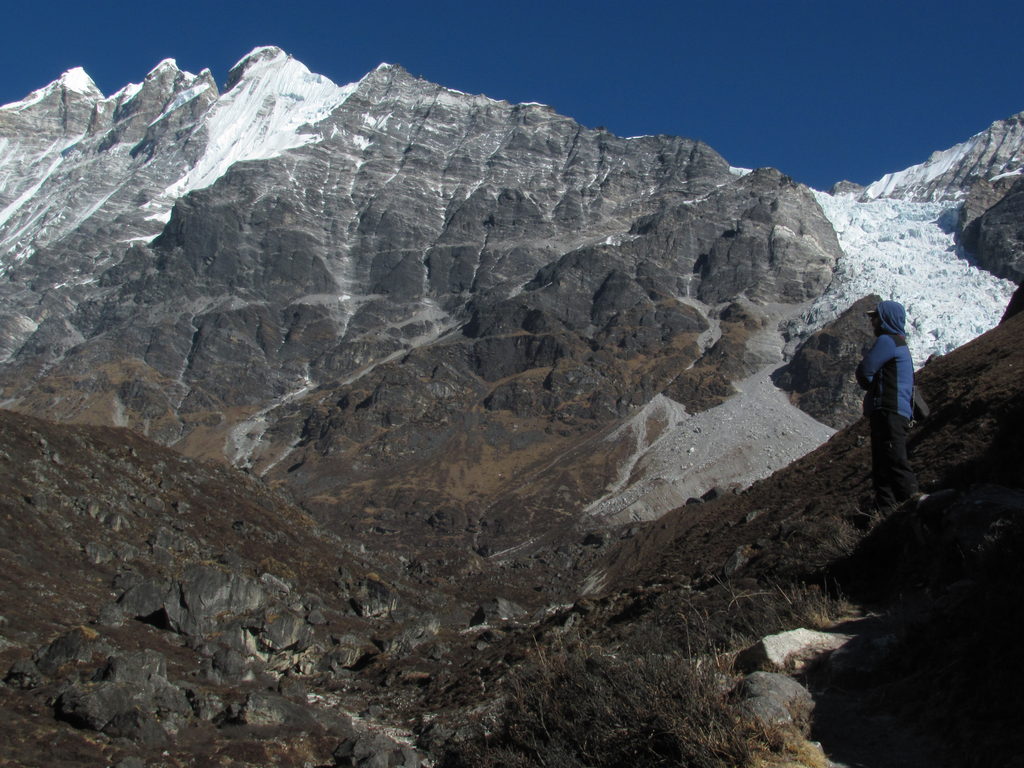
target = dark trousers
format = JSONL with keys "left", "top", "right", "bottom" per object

{"left": 869, "top": 409, "right": 918, "bottom": 508}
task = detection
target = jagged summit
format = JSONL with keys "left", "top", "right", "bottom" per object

{"left": 860, "top": 110, "right": 1024, "bottom": 202}
{"left": 55, "top": 67, "right": 102, "bottom": 97}
{"left": 0, "top": 66, "right": 102, "bottom": 111}
{"left": 225, "top": 45, "right": 289, "bottom": 90}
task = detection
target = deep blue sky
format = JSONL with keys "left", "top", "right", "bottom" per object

{"left": 2, "top": 0, "right": 1021, "bottom": 191}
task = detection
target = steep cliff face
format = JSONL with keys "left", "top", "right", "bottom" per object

{"left": 0, "top": 50, "right": 853, "bottom": 553}
{"left": 1, "top": 48, "right": 1019, "bottom": 554}
{"left": 970, "top": 175, "right": 1024, "bottom": 282}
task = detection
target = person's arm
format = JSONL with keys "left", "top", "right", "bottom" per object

{"left": 856, "top": 336, "right": 893, "bottom": 390}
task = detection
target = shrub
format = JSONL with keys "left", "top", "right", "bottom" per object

{"left": 442, "top": 641, "right": 750, "bottom": 768}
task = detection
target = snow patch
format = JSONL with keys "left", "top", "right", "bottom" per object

{"left": 148, "top": 82, "right": 213, "bottom": 126}
{"left": 163, "top": 48, "right": 357, "bottom": 199}
{"left": 990, "top": 167, "right": 1024, "bottom": 182}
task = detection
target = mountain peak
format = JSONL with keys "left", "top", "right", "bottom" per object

{"left": 225, "top": 46, "right": 288, "bottom": 91}
{"left": 162, "top": 46, "right": 353, "bottom": 200}
{"left": 1, "top": 66, "right": 102, "bottom": 111}
{"left": 862, "top": 110, "right": 1024, "bottom": 202}
{"left": 145, "top": 58, "right": 182, "bottom": 79}
{"left": 58, "top": 67, "right": 102, "bottom": 97}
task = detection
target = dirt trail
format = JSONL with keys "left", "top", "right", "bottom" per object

{"left": 807, "top": 612, "right": 935, "bottom": 768}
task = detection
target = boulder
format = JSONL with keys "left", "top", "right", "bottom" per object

{"left": 52, "top": 648, "right": 192, "bottom": 744}
{"left": 350, "top": 576, "right": 398, "bottom": 618}
{"left": 469, "top": 598, "right": 527, "bottom": 626}
{"left": 32, "top": 626, "right": 107, "bottom": 675}
{"left": 333, "top": 732, "right": 422, "bottom": 767}
{"left": 117, "top": 566, "right": 267, "bottom": 637}
{"left": 735, "top": 671, "right": 814, "bottom": 735}
{"left": 736, "top": 627, "right": 850, "bottom": 673}
{"left": 322, "top": 634, "right": 377, "bottom": 671}
{"left": 233, "top": 692, "right": 319, "bottom": 728}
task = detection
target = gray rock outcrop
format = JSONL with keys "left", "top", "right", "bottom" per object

{"left": 970, "top": 176, "right": 1024, "bottom": 283}
{"left": 773, "top": 295, "right": 880, "bottom": 428}
{"left": 735, "top": 671, "right": 814, "bottom": 734}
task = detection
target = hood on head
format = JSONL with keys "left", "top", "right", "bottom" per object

{"left": 873, "top": 300, "right": 907, "bottom": 336}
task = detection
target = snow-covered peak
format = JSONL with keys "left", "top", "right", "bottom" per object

{"left": 225, "top": 46, "right": 288, "bottom": 91}
{"left": 860, "top": 111, "right": 1024, "bottom": 202}
{"left": 163, "top": 47, "right": 357, "bottom": 199}
{"left": 59, "top": 67, "right": 102, "bottom": 96}
{"left": 102, "top": 61, "right": 208, "bottom": 112}
{"left": 1, "top": 67, "right": 102, "bottom": 111}
{"left": 861, "top": 137, "right": 981, "bottom": 201}
{"left": 145, "top": 58, "right": 182, "bottom": 79}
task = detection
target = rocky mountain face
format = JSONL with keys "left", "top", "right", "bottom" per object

{"left": 966, "top": 174, "right": 1024, "bottom": 282}
{"left": 0, "top": 46, "right": 1021, "bottom": 550}
{"left": 772, "top": 294, "right": 880, "bottom": 428}
{"left": 0, "top": 47, "right": 857, "bottom": 558}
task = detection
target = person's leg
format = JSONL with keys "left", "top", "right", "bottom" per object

{"left": 886, "top": 411, "right": 919, "bottom": 502}
{"left": 870, "top": 411, "right": 898, "bottom": 509}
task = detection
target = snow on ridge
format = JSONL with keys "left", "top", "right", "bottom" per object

{"left": 148, "top": 81, "right": 213, "bottom": 127}
{"left": 148, "top": 58, "right": 180, "bottom": 75}
{"left": 793, "top": 191, "right": 1016, "bottom": 364}
{"left": 164, "top": 48, "right": 357, "bottom": 199}
{"left": 107, "top": 80, "right": 144, "bottom": 105}
{"left": 230, "top": 46, "right": 286, "bottom": 73}
{"left": 862, "top": 135, "right": 980, "bottom": 200}
{"left": 60, "top": 67, "right": 101, "bottom": 96}
{"left": 1, "top": 67, "right": 102, "bottom": 111}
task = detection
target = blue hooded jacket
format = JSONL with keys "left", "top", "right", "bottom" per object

{"left": 856, "top": 300, "right": 915, "bottom": 419}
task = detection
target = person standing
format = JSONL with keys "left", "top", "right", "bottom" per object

{"left": 856, "top": 300, "right": 919, "bottom": 510}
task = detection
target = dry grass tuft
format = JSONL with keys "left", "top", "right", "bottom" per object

{"left": 441, "top": 639, "right": 752, "bottom": 768}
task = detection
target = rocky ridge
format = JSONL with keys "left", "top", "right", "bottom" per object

{"left": 0, "top": 48, "right": 861, "bottom": 559}
{"left": 862, "top": 110, "right": 1024, "bottom": 203}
